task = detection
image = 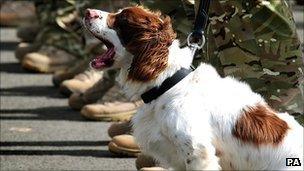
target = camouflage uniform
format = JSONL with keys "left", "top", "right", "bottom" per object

{"left": 33, "top": 0, "right": 110, "bottom": 59}
{"left": 202, "top": 0, "right": 303, "bottom": 115}
{"left": 141, "top": 0, "right": 304, "bottom": 116}
{"left": 34, "top": 0, "right": 84, "bottom": 59}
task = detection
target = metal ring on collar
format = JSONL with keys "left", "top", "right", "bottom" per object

{"left": 187, "top": 32, "right": 205, "bottom": 50}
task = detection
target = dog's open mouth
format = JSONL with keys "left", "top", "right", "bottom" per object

{"left": 90, "top": 37, "right": 115, "bottom": 70}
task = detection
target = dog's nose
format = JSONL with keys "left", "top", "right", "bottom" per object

{"left": 85, "top": 9, "right": 101, "bottom": 19}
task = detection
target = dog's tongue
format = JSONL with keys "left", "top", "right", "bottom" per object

{"left": 90, "top": 47, "right": 115, "bottom": 69}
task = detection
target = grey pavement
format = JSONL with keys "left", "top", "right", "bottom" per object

{"left": 0, "top": 29, "right": 136, "bottom": 170}
{"left": 0, "top": 3, "right": 303, "bottom": 171}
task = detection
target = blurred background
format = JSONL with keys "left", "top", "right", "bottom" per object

{"left": 0, "top": 0, "right": 303, "bottom": 170}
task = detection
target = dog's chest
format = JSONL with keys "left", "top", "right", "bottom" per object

{"left": 132, "top": 104, "right": 161, "bottom": 142}
{"left": 132, "top": 104, "right": 187, "bottom": 167}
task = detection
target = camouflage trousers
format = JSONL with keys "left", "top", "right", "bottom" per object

{"left": 198, "top": 0, "right": 303, "bottom": 114}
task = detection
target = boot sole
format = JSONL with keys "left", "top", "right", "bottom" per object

{"left": 81, "top": 110, "right": 135, "bottom": 122}
{"left": 108, "top": 141, "right": 140, "bottom": 157}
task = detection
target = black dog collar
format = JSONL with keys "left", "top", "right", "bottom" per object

{"left": 141, "top": 68, "right": 193, "bottom": 104}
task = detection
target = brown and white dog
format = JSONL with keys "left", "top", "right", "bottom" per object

{"left": 84, "top": 6, "right": 303, "bottom": 170}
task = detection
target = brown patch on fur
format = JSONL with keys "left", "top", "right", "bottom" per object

{"left": 108, "top": 6, "right": 176, "bottom": 82}
{"left": 233, "top": 104, "right": 289, "bottom": 146}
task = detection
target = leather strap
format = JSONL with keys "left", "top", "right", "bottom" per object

{"left": 192, "top": 0, "right": 211, "bottom": 41}
{"left": 141, "top": 68, "right": 192, "bottom": 103}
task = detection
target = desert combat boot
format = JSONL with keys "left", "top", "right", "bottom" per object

{"left": 136, "top": 154, "right": 163, "bottom": 171}
{"left": 68, "top": 72, "right": 116, "bottom": 110}
{"left": 80, "top": 85, "right": 142, "bottom": 122}
{"left": 108, "top": 135, "right": 141, "bottom": 157}
{"left": 59, "top": 69, "right": 103, "bottom": 96}
{"left": 15, "top": 43, "right": 39, "bottom": 62}
{"left": 22, "top": 46, "right": 77, "bottom": 73}
{"left": 52, "top": 59, "right": 89, "bottom": 87}
{"left": 108, "top": 120, "right": 133, "bottom": 138}
{"left": 0, "top": 1, "right": 36, "bottom": 26}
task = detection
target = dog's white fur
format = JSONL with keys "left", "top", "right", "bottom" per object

{"left": 85, "top": 9, "right": 303, "bottom": 170}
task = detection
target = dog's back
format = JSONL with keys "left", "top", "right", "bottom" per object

{"left": 191, "top": 64, "right": 303, "bottom": 170}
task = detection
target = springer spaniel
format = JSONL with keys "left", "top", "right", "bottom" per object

{"left": 84, "top": 6, "right": 303, "bottom": 170}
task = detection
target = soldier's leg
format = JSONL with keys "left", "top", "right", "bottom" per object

{"left": 194, "top": 0, "right": 303, "bottom": 115}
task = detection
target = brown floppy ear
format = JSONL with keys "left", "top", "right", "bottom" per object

{"left": 127, "top": 16, "right": 176, "bottom": 82}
